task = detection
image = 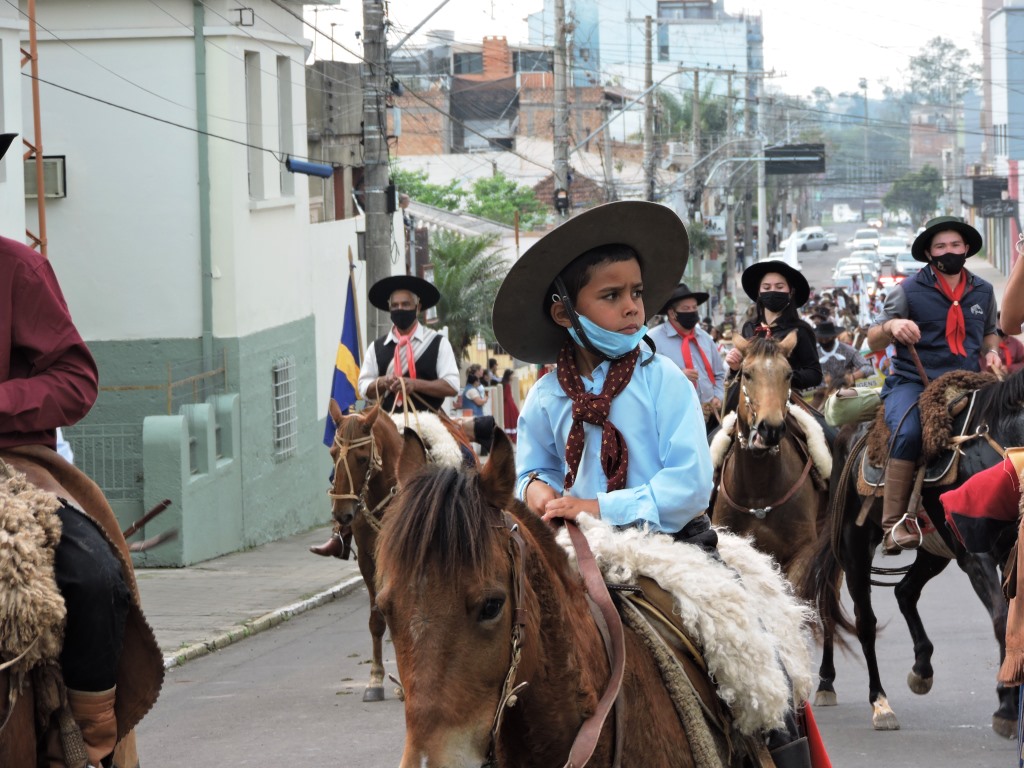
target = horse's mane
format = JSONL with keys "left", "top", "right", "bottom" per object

{"left": 971, "top": 366, "right": 1024, "bottom": 433}
{"left": 745, "top": 335, "right": 787, "bottom": 361}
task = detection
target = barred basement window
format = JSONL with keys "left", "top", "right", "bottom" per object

{"left": 272, "top": 356, "right": 298, "bottom": 459}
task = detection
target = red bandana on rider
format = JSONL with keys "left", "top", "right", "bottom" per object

{"left": 556, "top": 341, "right": 638, "bottom": 492}
{"left": 392, "top": 324, "right": 418, "bottom": 404}
{"left": 930, "top": 266, "right": 967, "bottom": 357}
{"left": 753, "top": 322, "right": 774, "bottom": 338}
{"left": 674, "top": 323, "right": 715, "bottom": 387}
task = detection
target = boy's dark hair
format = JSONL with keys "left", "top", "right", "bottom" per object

{"left": 544, "top": 243, "right": 638, "bottom": 313}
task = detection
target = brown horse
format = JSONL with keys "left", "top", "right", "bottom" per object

{"left": 326, "top": 400, "right": 403, "bottom": 703}
{"left": 375, "top": 428, "right": 723, "bottom": 768}
{"left": 712, "top": 333, "right": 829, "bottom": 588}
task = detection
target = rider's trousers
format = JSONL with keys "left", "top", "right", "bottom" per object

{"left": 53, "top": 503, "right": 130, "bottom": 692}
{"left": 881, "top": 378, "right": 924, "bottom": 461}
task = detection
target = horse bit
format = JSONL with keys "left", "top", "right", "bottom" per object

{"left": 326, "top": 430, "right": 395, "bottom": 530}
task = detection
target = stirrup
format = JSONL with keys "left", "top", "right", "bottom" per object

{"left": 885, "top": 513, "right": 923, "bottom": 552}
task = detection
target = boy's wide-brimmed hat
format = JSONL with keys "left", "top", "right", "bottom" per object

{"left": 368, "top": 275, "right": 441, "bottom": 311}
{"left": 659, "top": 282, "right": 709, "bottom": 314}
{"left": 492, "top": 201, "right": 689, "bottom": 364}
{"left": 911, "top": 216, "right": 982, "bottom": 263}
{"left": 740, "top": 259, "right": 811, "bottom": 308}
{"left": 814, "top": 320, "right": 840, "bottom": 339}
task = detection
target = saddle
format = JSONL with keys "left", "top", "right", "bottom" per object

{"left": 0, "top": 447, "right": 164, "bottom": 766}
{"left": 858, "top": 370, "right": 996, "bottom": 493}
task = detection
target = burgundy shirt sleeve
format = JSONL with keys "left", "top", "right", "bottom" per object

{"left": 0, "top": 254, "right": 98, "bottom": 448}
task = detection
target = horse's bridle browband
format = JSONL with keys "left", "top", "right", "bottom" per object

{"left": 484, "top": 513, "right": 626, "bottom": 768}
{"left": 326, "top": 430, "right": 395, "bottom": 530}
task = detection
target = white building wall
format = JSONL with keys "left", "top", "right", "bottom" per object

{"left": 0, "top": 7, "right": 25, "bottom": 235}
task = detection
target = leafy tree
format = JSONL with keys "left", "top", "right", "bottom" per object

{"left": 882, "top": 164, "right": 943, "bottom": 224}
{"left": 656, "top": 89, "right": 734, "bottom": 152}
{"left": 429, "top": 230, "right": 507, "bottom": 361}
{"left": 390, "top": 166, "right": 465, "bottom": 211}
{"left": 466, "top": 172, "right": 546, "bottom": 229}
{"left": 906, "top": 37, "right": 980, "bottom": 105}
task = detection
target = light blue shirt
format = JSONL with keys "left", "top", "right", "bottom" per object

{"left": 515, "top": 353, "right": 714, "bottom": 533}
{"left": 647, "top": 322, "right": 726, "bottom": 403}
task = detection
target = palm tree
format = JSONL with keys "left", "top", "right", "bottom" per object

{"left": 429, "top": 230, "right": 507, "bottom": 361}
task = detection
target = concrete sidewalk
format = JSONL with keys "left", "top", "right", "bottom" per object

{"left": 135, "top": 525, "right": 365, "bottom": 669}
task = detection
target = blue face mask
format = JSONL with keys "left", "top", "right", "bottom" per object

{"left": 568, "top": 313, "right": 648, "bottom": 359}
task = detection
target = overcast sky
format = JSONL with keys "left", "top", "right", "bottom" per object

{"left": 308, "top": 0, "right": 984, "bottom": 98}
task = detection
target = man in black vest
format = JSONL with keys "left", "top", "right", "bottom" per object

{"left": 310, "top": 275, "right": 459, "bottom": 558}
{"left": 867, "top": 217, "right": 1002, "bottom": 553}
{"left": 357, "top": 275, "right": 459, "bottom": 411}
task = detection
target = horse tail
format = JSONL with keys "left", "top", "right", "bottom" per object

{"left": 799, "top": 425, "right": 862, "bottom": 645}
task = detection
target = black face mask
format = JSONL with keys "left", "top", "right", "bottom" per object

{"left": 759, "top": 291, "right": 791, "bottom": 313}
{"left": 390, "top": 308, "right": 418, "bottom": 330}
{"left": 674, "top": 311, "right": 701, "bottom": 330}
{"left": 819, "top": 340, "right": 836, "bottom": 352}
{"left": 932, "top": 252, "right": 967, "bottom": 275}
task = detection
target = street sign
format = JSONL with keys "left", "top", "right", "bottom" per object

{"left": 980, "top": 199, "right": 1017, "bottom": 218}
{"left": 765, "top": 143, "right": 826, "bottom": 175}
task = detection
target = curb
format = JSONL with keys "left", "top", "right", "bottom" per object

{"left": 162, "top": 575, "right": 365, "bottom": 669}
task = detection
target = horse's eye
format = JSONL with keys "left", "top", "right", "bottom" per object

{"left": 356, "top": 455, "right": 369, "bottom": 465}
{"left": 741, "top": 371, "right": 751, "bottom": 381}
{"left": 478, "top": 596, "right": 505, "bottom": 623}
{"left": 785, "top": 370, "right": 793, "bottom": 380}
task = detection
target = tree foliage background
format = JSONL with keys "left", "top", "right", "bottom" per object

{"left": 882, "top": 164, "right": 943, "bottom": 224}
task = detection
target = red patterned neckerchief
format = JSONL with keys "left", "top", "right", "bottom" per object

{"left": 556, "top": 341, "right": 639, "bottom": 492}
{"left": 392, "top": 323, "right": 419, "bottom": 404}
{"left": 930, "top": 266, "right": 968, "bottom": 357}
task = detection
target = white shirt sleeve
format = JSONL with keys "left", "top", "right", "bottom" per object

{"left": 357, "top": 341, "right": 381, "bottom": 399}
{"left": 434, "top": 336, "right": 461, "bottom": 393}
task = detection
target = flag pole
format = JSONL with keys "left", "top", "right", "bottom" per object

{"left": 347, "top": 246, "right": 364, "bottom": 354}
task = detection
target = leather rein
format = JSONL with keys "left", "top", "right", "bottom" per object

{"left": 326, "top": 428, "right": 396, "bottom": 531}
{"left": 484, "top": 514, "right": 626, "bottom": 768}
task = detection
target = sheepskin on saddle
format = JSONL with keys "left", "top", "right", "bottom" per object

{"left": 863, "top": 370, "right": 996, "bottom": 485}
{"left": 382, "top": 410, "right": 471, "bottom": 468}
{"left": 557, "top": 515, "right": 814, "bottom": 738}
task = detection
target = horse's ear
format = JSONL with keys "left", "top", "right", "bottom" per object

{"left": 778, "top": 331, "right": 798, "bottom": 356}
{"left": 398, "top": 429, "right": 428, "bottom": 485}
{"left": 731, "top": 334, "right": 749, "bottom": 355}
{"left": 361, "top": 403, "right": 380, "bottom": 430}
{"left": 480, "top": 429, "right": 515, "bottom": 509}
{"left": 328, "top": 398, "right": 344, "bottom": 425}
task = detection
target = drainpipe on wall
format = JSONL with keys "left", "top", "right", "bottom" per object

{"left": 193, "top": 0, "right": 214, "bottom": 370}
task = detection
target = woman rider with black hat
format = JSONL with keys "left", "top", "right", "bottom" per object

{"left": 724, "top": 260, "right": 823, "bottom": 390}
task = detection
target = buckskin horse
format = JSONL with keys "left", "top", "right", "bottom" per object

{"left": 800, "top": 368, "right": 1023, "bottom": 736}
{"left": 326, "top": 400, "right": 403, "bottom": 703}
{"left": 711, "top": 333, "right": 832, "bottom": 590}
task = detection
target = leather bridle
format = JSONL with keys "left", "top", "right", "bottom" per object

{"left": 326, "top": 428, "right": 395, "bottom": 530}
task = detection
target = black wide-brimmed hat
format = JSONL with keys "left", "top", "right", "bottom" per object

{"left": 911, "top": 216, "right": 982, "bottom": 263}
{"left": 659, "top": 282, "right": 709, "bottom": 314}
{"left": 740, "top": 259, "right": 811, "bottom": 308}
{"left": 814, "top": 320, "right": 840, "bottom": 339}
{"left": 0, "top": 134, "right": 16, "bottom": 162}
{"left": 492, "top": 201, "right": 689, "bottom": 364}
{"left": 368, "top": 275, "right": 441, "bottom": 311}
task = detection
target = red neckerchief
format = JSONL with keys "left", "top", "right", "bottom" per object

{"left": 392, "top": 323, "right": 418, "bottom": 403}
{"left": 555, "top": 341, "right": 639, "bottom": 492}
{"left": 672, "top": 320, "right": 715, "bottom": 387}
{"left": 1001, "top": 340, "right": 1012, "bottom": 369}
{"left": 753, "top": 322, "right": 774, "bottom": 338}
{"left": 930, "top": 266, "right": 967, "bottom": 357}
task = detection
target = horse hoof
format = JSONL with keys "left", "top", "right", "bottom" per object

{"left": 907, "top": 671, "right": 933, "bottom": 695}
{"left": 992, "top": 716, "right": 1017, "bottom": 740}
{"left": 871, "top": 697, "right": 900, "bottom": 731}
{"left": 814, "top": 690, "right": 837, "bottom": 707}
{"left": 362, "top": 686, "right": 385, "bottom": 703}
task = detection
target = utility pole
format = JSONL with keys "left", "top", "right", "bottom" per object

{"left": 643, "top": 15, "right": 655, "bottom": 202}
{"left": 756, "top": 77, "right": 767, "bottom": 263}
{"left": 600, "top": 100, "right": 615, "bottom": 202}
{"left": 692, "top": 70, "right": 700, "bottom": 163}
{"left": 362, "top": 0, "right": 390, "bottom": 340}
{"left": 553, "top": 0, "right": 570, "bottom": 215}
{"left": 725, "top": 72, "right": 734, "bottom": 299}
{"left": 742, "top": 73, "right": 753, "bottom": 274}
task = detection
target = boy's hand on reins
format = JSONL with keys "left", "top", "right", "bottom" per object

{"left": 542, "top": 497, "right": 600, "bottom": 524}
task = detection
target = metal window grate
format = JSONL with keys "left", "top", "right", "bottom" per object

{"left": 271, "top": 356, "right": 298, "bottom": 460}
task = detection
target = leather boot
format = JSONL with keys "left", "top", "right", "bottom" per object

{"left": 309, "top": 532, "right": 345, "bottom": 558}
{"left": 881, "top": 458, "right": 921, "bottom": 554}
{"left": 67, "top": 687, "right": 117, "bottom": 768}
{"left": 769, "top": 736, "right": 811, "bottom": 768}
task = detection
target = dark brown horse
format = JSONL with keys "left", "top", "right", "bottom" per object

{"left": 375, "top": 428, "right": 723, "bottom": 768}
{"left": 712, "top": 334, "right": 829, "bottom": 589}
{"left": 326, "top": 400, "right": 403, "bottom": 702}
{"left": 800, "top": 370, "right": 1024, "bottom": 735}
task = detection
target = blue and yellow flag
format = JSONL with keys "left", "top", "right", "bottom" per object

{"left": 323, "top": 276, "right": 362, "bottom": 445}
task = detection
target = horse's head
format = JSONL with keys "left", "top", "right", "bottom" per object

{"left": 327, "top": 400, "right": 383, "bottom": 526}
{"left": 732, "top": 333, "right": 796, "bottom": 451}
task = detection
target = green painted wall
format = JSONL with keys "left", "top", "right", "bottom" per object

{"left": 67, "top": 317, "right": 332, "bottom": 566}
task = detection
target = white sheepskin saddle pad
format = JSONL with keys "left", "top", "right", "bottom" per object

{"left": 558, "top": 514, "right": 814, "bottom": 736}
{"left": 382, "top": 410, "right": 464, "bottom": 468}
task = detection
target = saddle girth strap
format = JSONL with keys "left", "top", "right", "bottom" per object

{"left": 563, "top": 521, "right": 626, "bottom": 768}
